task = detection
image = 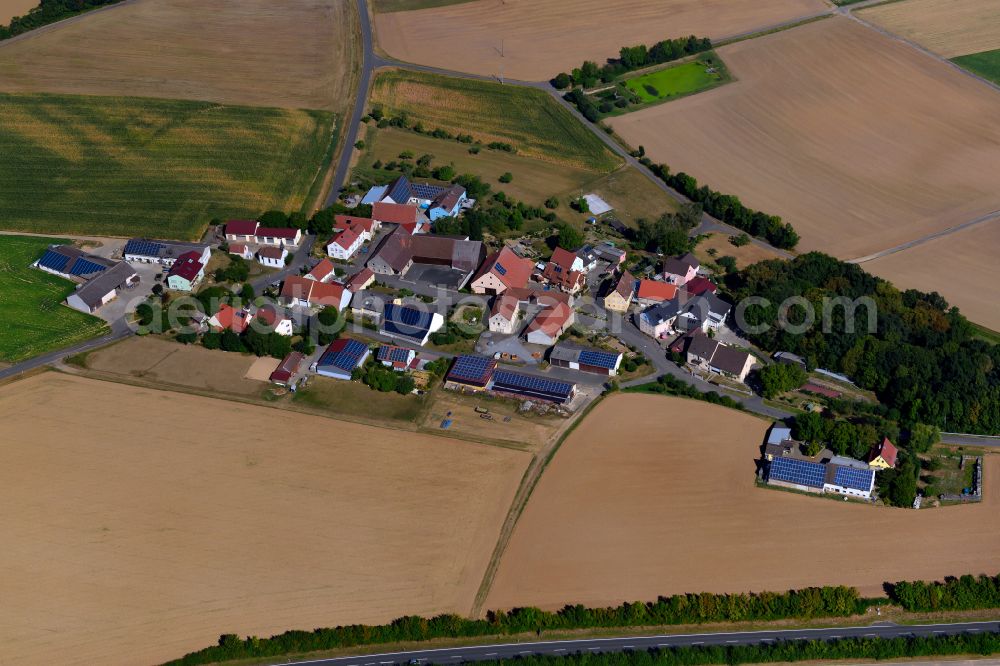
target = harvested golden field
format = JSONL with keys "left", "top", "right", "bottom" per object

{"left": 609, "top": 18, "right": 1000, "bottom": 259}
{"left": 859, "top": 0, "right": 1000, "bottom": 58}
{"left": 0, "top": 0, "right": 37, "bottom": 25}
{"left": 0, "top": 0, "right": 359, "bottom": 111}
{"left": 375, "top": 0, "right": 829, "bottom": 81}
{"left": 486, "top": 394, "right": 1000, "bottom": 611}
{"left": 0, "top": 373, "right": 528, "bottom": 665}
{"left": 862, "top": 219, "right": 1000, "bottom": 332}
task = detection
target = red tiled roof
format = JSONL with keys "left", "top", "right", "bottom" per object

{"left": 335, "top": 215, "right": 375, "bottom": 234}
{"left": 257, "top": 226, "right": 299, "bottom": 240}
{"left": 684, "top": 276, "right": 718, "bottom": 296}
{"left": 541, "top": 261, "right": 584, "bottom": 292}
{"left": 347, "top": 268, "right": 374, "bottom": 291}
{"left": 168, "top": 251, "right": 204, "bottom": 282}
{"left": 636, "top": 279, "right": 678, "bottom": 302}
{"left": 281, "top": 276, "right": 315, "bottom": 301}
{"left": 871, "top": 437, "right": 898, "bottom": 467}
{"left": 255, "top": 304, "right": 288, "bottom": 328}
{"left": 257, "top": 246, "right": 285, "bottom": 260}
{"left": 549, "top": 246, "right": 578, "bottom": 270}
{"left": 270, "top": 352, "right": 305, "bottom": 384}
{"left": 527, "top": 302, "right": 573, "bottom": 337}
{"left": 307, "top": 258, "right": 336, "bottom": 282}
{"left": 211, "top": 303, "right": 252, "bottom": 333}
{"left": 309, "top": 281, "right": 347, "bottom": 307}
{"left": 226, "top": 219, "right": 259, "bottom": 236}
{"left": 229, "top": 242, "right": 248, "bottom": 255}
{"left": 473, "top": 246, "right": 533, "bottom": 290}
{"left": 490, "top": 293, "right": 519, "bottom": 321}
{"left": 331, "top": 227, "right": 359, "bottom": 250}
{"left": 372, "top": 202, "right": 421, "bottom": 225}
{"left": 613, "top": 270, "right": 635, "bottom": 299}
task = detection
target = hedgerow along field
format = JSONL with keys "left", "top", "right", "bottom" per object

{"left": 0, "top": 93, "right": 334, "bottom": 240}
{"left": 368, "top": 69, "right": 622, "bottom": 172}
{"left": 0, "top": 235, "right": 107, "bottom": 362}
{"left": 623, "top": 53, "right": 730, "bottom": 105}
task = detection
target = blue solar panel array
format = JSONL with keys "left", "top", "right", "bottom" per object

{"left": 492, "top": 370, "right": 574, "bottom": 402}
{"left": 382, "top": 304, "right": 435, "bottom": 342}
{"left": 832, "top": 465, "right": 874, "bottom": 492}
{"left": 36, "top": 249, "right": 71, "bottom": 273}
{"left": 495, "top": 262, "right": 508, "bottom": 276}
{"left": 448, "top": 355, "right": 496, "bottom": 384}
{"left": 768, "top": 457, "right": 826, "bottom": 489}
{"left": 377, "top": 346, "right": 412, "bottom": 364}
{"left": 68, "top": 258, "right": 108, "bottom": 277}
{"left": 577, "top": 349, "right": 620, "bottom": 370}
{"left": 319, "top": 339, "right": 368, "bottom": 372}
{"left": 411, "top": 182, "right": 444, "bottom": 199}
{"left": 124, "top": 239, "right": 165, "bottom": 257}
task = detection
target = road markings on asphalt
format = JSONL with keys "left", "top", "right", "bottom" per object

{"left": 831, "top": 635, "right": 842, "bottom": 639}
{"left": 865, "top": 634, "right": 876, "bottom": 637}
{"left": 623, "top": 645, "right": 635, "bottom": 649}
{"left": 554, "top": 649, "right": 566, "bottom": 652}
{"left": 934, "top": 630, "right": 946, "bottom": 634}
{"left": 693, "top": 641, "right": 704, "bottom": 645}
{"left": 726, "top": 640, "right": 739, "bottom": 643}
{"left": 485, "top": 653, "right": 497, "bottom": 656}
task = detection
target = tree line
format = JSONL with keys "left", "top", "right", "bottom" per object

{"left": 552, "top": 36, "right": 713, "bottom": 89}
{"left": 728, "top": 252, "right": 1000, "bottom": 435}
{"left": 0, "top": 0, "right": 125, "bottom": 39}
{"left": 888, "top": 573, "right": 1000, "bottom": 611}
{"left": 164, "top": 586, "right": 860, "bottom": 665}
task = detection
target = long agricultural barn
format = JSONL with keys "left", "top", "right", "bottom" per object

{"left": 491, "top": 369, "right": 576, "bottom": 405}
{"left": 549, "top": 343, "right": 623, "bottom": 376}
{"left": 446, "top": 354, "right": 498, "bottom": 389}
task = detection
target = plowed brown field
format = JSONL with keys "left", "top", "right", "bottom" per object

{"left": 375, "top": 0, "right": 829, "bottom": 81}
{"left": 486, "top": 394, "right": 1000, "bottom": 611}
{"left": 0, "top": 0, "right": 358, "bottom": 111}
{"left": 863, "top": 218, "right": 1000, "bottom": 332}
{"left": 0, "top": 0, "right": 36, "bottom": 25}
{"left": 608, "top": 18, "right": 1000, "bottom": 259}
{"left": 0, "top": 373, "right": 528, "bottom": 665}
{"left": 859, "top": 0, "right": 1000, "bottom": 58}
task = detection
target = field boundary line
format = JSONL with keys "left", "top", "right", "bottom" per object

{"left": 0, "top": 0, "right": 140, "bottom": 50}
{"left": 471, "top": 393, "right": 607, "bottom": 616}
{"left": 848, "top": 210, "right": 1000, "bottom": 263}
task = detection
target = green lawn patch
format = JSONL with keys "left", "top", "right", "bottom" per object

{"left": 0, "top": 235, "right": 108, "bottom": 362}
{"left": 0, "top": 93, "right": 335, "bottom": 240}
{"left": 622, "top": 53, "right": 730, "bottom": 105}
{"left": 370, "top": 70, "right": 622, "bottom": 172}
{"left": 953, "top": 48, "right": 1000, "bottom": 85}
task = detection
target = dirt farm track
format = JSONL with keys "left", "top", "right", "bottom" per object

{"left": 375, "top": 0, "right": 829, "bottom": 81}
{"left": 487, "top": 394, "right": 1000, "bottom": 612}
{"left": 0, "top": 373, "right": 528, "bottom": 666}
{"left": 608, "top": 17, "right": 1000, "bottom": 260}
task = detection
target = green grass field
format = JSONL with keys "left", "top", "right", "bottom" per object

{"left": 0, "top": 235, "right": 108, "bottom": 362}
{"left": 369, "top": 70, "right": 622, "bottom": 172}
{"left": 953, "top": 48, "right": 1000, "bottom": 85}
{"left": 623, "top": 53, "right": 729, "bottom": 104}
{"left": 0, "top": 93, "right": 335, "bottom": 240}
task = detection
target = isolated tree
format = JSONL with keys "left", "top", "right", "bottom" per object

{"left": 556, "top": 224, "right": 584, "bottom": 250}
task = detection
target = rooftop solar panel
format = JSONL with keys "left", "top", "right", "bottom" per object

{"left": 577, "top": 349, "right": 620, "bottom": 370}
{"left": 384, "top": 304, "right": 433, "bottom": 329}
{"left": 447, "top": 355, "right": 496, "bottom": 384}
{"left": 37, "top": 249, "right": 71, "bottom": 273}
{"left": 68, "top": 258, "right": 108, "bottom": 277}
{"left": 124, "top": 239, "right": 165, "bottom": 257}
{"left": 411, "top": 183, "right": 445, "bottom": 199}
{"left": 832, "top": 465, "right": 874, "bottom": 491}
{"left": 318, "top": 339, "right": 368, "bottom": 372}
{"left": 768, "top": 457, "right": 826, "bottom": 489}
{"left": 492, "top": 370, "right": 575, "bottom": 401}
{"left": 377, "top": 346, "right": 412, "bottom": 363}
{"left": 495, "top": 262, "right": 508, "bottom": 276}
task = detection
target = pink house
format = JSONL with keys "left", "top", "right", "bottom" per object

{"left": 663, "top": 253, "right": 699, "bottom": 286}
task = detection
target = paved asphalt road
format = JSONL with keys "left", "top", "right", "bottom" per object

{"left": 268, "top": 621, "right": 1000, "bottom": 666}
{"left": 0, "top": 325, "right": 131, "bottom": 382}
{"left": 250, "top": 235, "right": 318, "bottom": 294}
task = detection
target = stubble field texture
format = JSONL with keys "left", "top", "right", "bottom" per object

{"left": 608, "top": 18, "right": 1000, "bottom": 260}
{"left": 0, "top": 373, "right": 529, "bottom": 666}
{"left": 0, "top": 0, "right": 37, "bottom": 25}
{"left": 862, "top": 219, "right": 1000, "bottom": 332}
{"left": 0, "top": 235, "right": 107, "bottom": 362}
{"left": 0, "top": 93, "right": 333, "bottom": 239}
{"left": 369, "top": 70, "right": 622, "bottom": 172}
{"left": 858, "top": 0, "right": 1000, "bottom": 58}
{"left": 0, "top": 0, "right": 359, "bottom": 112}
{"left": 486, "top": 394, "right": 1000, "bottom": 612}
{"left": 374, "top": 0, "right": 830, "bottom": 81}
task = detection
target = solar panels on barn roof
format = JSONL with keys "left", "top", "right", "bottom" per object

{"left": 318, "top": 339, "right": 369, "bottom": 372}
{"left": 577, "top": 349, "right": 621, "bottom": 370}
{"left": 491, "top": 369, "right": 575, "bottom": 403}
{"left": 124, "top": 239, "right": 165, "bottom": 257}
{"left": 768, "top": 457, "right": 826, "bottom": 489}
{"left": 447, "top": 354, "right": 497, "bottom": 386}
{"left": 377, "top": 346, "right": 412, "bottom": 364}
{"left": 68, "top": 258, "right": 109, "bottom": 277}
{"left": 36, "top": 248, "right": 71, "bottom": 273}
{"left": 831, "top": 465, "right": 874, "bottom": 492}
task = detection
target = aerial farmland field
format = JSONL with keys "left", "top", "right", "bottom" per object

{"left": 622, "top": 53, "right": 729, "bottom": 105}
{"left": 0, "top": 235, "right": 107, "bottom": 362}
{"left": 862, "top": 219, "right": 1000, "bottom": 333}
{"left": 374, "top": 0, "right": 829, "bottom": 81}
{"left": 858, "top": 0, "right": 1000, "bottom": 58}
{"left": 0, "top": 93, "right": 333, "bottom": 239}
{"left": 486, "top": 394, "right": 1000, "bottom": 612}
{"left": 608, "top": 17, "right": 1000, "bottom": 259}
{"left": 0, "top": 372, "right": 529, "bottom": 665}
{"left": 369, "top": 69, "right": 621, "bottom": 172}
{"left": 0, "top": 0, "right": 36, "bottom": 25}
{"left": 0, "top": 0, "right": 359, "bottom": 112}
